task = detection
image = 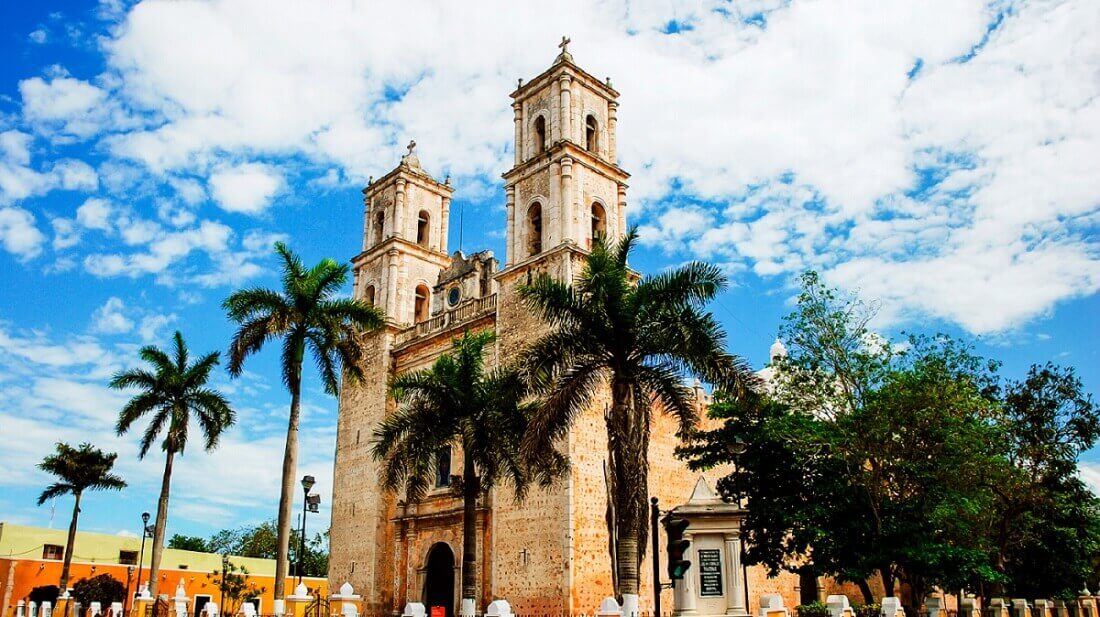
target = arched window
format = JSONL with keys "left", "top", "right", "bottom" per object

{"left": 414, "top": 284, "right": 430, "bottom": 322}
{"left": 417, "top": 210, "right": 430, "bottom": 247}
{"left": 374, "top": 211, "right": 385, "bottom": 245}
{"left": 586, "top": 115, "right": 598, "bottom": 153}
{"left": 590, "top": 203, "right": 606, "bottom": 249}
{"left": 533, "top": 116, "right": 547, "bottom": 155}
{"left": 364, "top": 285, "right": 375, "bottom": 306}
{"left": 527, "top": 202, "right": 543, "bottom": 256}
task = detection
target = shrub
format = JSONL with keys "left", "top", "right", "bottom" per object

{"left": 854, "top": 604, "right": 881, "bottom": 617}
{"left": 28, "top": 586, "right": 59, "bottom": 605}
{"left": 798, "top": 602, "right": 832, "bottom": 617}
{"left": 71, "top": 574, "right": 125, "bottom": 609}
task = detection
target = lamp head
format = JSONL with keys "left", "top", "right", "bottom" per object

{"left": 301, "top": 475, "right": 315, "bottom": 492}
{"left": 141, "top": 511, "right": 150, "bottom": 525}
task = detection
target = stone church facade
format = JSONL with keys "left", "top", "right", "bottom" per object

{"left": 327, "top": 45, "right": 837, "bottom": 617}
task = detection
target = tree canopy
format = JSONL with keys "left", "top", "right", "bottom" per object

{"left": 679, "top": 271, "right": 1099, "bottom": 605}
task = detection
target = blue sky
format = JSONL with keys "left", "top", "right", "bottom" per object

{"left": 0, "top": 0, "right": 1097, "bottom": 542}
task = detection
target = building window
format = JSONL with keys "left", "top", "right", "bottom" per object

{"left": 364, "top": 285, "right": 376, "bottom": 306}
{"left": 119, "top": 550, "right": 138, "bottom": 565}
{"left": 435, "top": 446, "right": 452, "bottom": 488}
{"left": 447, "top": 287, "right": 461, "bottom": 307}
{"left": 374, "top": 211, "right": 385, "bottom": 245}
{"left": 414, "top": 285, "right": 430, "bottom": 322}
{"left": 527, "top": 202, "right": 543, "bottom": 256}
{"left": 42, "top": 544, "right": 63, "bottom": 560}
{"left": 586, "top": 115, "right": 598, "bottom": 153}
{"left": 590, "top": 203, "right": 606, "bottom": 249}
{"left": 533, "top": 116, "right": 546, "bottom": 155}
{"left": 417, "top": 210, "right": 430, "bottom": 247}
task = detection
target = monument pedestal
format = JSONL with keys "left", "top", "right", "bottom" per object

{"left": 669, "top": 478, "right": 750, "bottom": 617}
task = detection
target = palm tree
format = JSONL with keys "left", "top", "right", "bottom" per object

{"left": 111, "top": 331, "right": 235, "bottom": 599}
{"left": 223, "top": 242, "right": 384, "bottom": 601}
{"left": 372, "top": 330, "right": 564, "bottom": 615}
{"left": 518, "top": 229, "right": 759, "bottom": 609}
{"left": 37, "top": 442, "right": 126, "bottom": 596}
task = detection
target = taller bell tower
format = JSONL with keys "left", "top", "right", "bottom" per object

{"left": 501, "top": 37, "right": 630, "bottom": 269}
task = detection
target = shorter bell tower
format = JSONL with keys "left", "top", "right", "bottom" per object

{"left": 354, "top": 141, "right": 453, "bottom": 325}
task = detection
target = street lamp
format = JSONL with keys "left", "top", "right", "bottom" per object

{"left": 297, "top": 475, "right": 320, "bottom": 584}
{"left": 136, "top": 511, "right": 152, "bottom": 599}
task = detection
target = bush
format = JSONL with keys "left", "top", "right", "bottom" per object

{"left": 71, "top": 574, "right": 125, "bottom": 609}
{"left": 28, "top": 586, "right": 59, "bottom": 605}
{"left": 798, "top": 602, "right": 832, "bottom": 617}
{"left": 854, "top": 604, "right": 881, "bottom": 617}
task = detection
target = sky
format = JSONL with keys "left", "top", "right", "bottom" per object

{"left": 0, "top": 0, "right": 1097, "bottom": 543}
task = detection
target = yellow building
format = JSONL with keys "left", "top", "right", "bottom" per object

{"left": 0, "top": 523, "right": 327, "bottom": 617}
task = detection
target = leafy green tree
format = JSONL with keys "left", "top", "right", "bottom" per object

{"left": 989, "top": 364, "right": 1100, "bottom": 598}
{"left": 36, "top": 443, "right": 126, "bottom": 595}
{"left": 207, "top": 560, "right": 266, "bottom": 615}
{"left": 518, "top": 231, "right": 757, "bottom": 606}
{"left": 223, "top": 242, "right": 383, "bottom": 601}
{"left": 167, "top": 535, "right": 209, "bottom": 552}
{"left": 28, "top": 586, "right": 59, "bottom": 606}
{"left": 680, "top": 272, "right": 1005, "bottom": 607}
{"left": 206, "top": 521, "right": 329, "bottom": 577}
{"left": 71, "top": 574, "right": 126, "bottom": 609}
{"left": 373, "top": 330, "right": 564, "bottom": 610}
{"left": 111, "top": 331, "right": 236, "bottom": 598}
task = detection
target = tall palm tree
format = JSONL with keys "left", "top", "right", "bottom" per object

{"left": 372, "top": 330, "right": 564, "bottom": 615}
{"left": 223, "top": 242, "right": 384, "bottom": 601}
{"left": 111, "top": 331, "right": 235, "bottom": 599}
{"left": 37, "top": 442, "right": 126, "bottom": 596}
{"left": 518, "top": 229, "right": 759, "bottom": 610}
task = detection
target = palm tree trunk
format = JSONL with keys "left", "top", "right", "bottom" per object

{"left": 460, "top": 451, "right": 478, "bottom": 615}
{"left": 58, "top": 491, "right": 81, "bottom": 595}
{"left": 610, "top": 378, "right": 645, "bottom": 616}
{"left": 273, "top": 360, "right": 303, "bottom": 602}
{"left": 148, "top": 448, "right": 175, "bottom": 599}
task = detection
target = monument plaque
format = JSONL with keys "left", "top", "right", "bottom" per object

{"left": 698, "top": 548, "right": 723, "bottom": 597}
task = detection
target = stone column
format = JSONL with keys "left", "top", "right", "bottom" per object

{"left": 560, "top": 156, "right": 574, "bottom": 244}
{"left": 440, "top": 196, "right": 451, "bottom": 253}
{"left": 505, "top": 186, "right": 516, "bottom": 265}
{"left": 550, "top": 79, "right": 561, "bottom": 143}
{"left": 617, "top": 183, "right": 628, "bottom": 238}
{"left": 608, "top": 101, "right": 619, "bottom": 162}
{"left": 559, "top": 74, "right": 573, "bottom": 143}
{"left": 362, "top": 196, "right": 372, "bottom": 251}
{"left": 549, "top": 160, "right": 561, "bottom": 247}
{"left": 724, "top": 533, "right": 747, "bottom": 617}
{"left": 386, "top": 249, "right": 399, "bottom": 320}
{"left": 395, "top": 178, "right": 407, "bottom": 238}
{"left": 513, "top": 102, "right": 523, "bottom": 165}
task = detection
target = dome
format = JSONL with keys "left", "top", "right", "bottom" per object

{"left": 769, "top": 338, "right": 788, "bottom": 362}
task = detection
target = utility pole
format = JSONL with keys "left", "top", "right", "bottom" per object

{"left": 651, "top": 497, "right": 661, "bottom": 617}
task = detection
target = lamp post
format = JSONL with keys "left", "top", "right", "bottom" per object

{"left": 297, "top": 475, "right": 318, "bottom": 585}
{"left": 136, "top": 512, "right": 152, "bottom": 598}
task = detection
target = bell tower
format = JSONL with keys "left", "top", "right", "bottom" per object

{"left": 501, "top": 37, "right": 630, "bottom": 268}
{"left": 354, "top": 140, "right": 453, "bottom": 325}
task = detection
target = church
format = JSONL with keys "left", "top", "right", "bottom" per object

{"left": 327, "top": 41, "right": 829, "bottom": 617}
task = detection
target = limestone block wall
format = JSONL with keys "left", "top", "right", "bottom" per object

{"left": 329, "top": 328, "right": 398, "bottom": 614}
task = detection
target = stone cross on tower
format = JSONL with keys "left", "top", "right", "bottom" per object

{"left": 558, "top": 36, "right": 570, "bottom": 53}
{"left": 406, "top": 140, "right": 416, "bottom": 155}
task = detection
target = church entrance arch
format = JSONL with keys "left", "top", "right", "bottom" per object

{"left": 423, "top": 542, "right": 455, "bottom": 617}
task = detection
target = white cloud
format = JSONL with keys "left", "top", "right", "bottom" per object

{"left": 0, "top": 131, "right": 33, "bottom": 166}
{"left": 91, "top": 297, "right": 134, "bottom": 334}
{"left": 76, "top": 197, "right": 114, "bottom": 231}
{"left": 1080, "top": 462, "right": 1100, "bottom": 496}
{"left": 0, "top": 207, "right": 46, "bottom": 259}
{"left": 138, "top": 313, "right": 176, "bottom": 343}
{"left": 5, "top": 0, "right": 1096, "bottom": 334}
{"left": 208, "top": 162, "right": 282, "bottom": 214}
{"left": 19, "top": 75, "right": 110, "bottom": 139}
{"left": 29, "top": 29, "right": 48, "bottom": 45}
